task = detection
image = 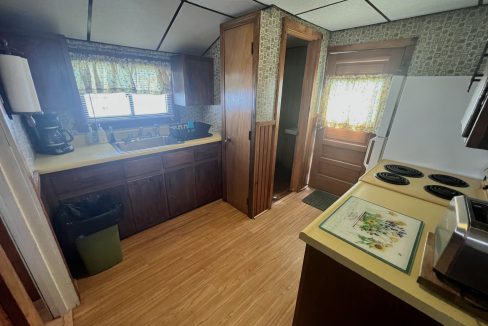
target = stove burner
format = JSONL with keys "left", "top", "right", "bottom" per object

{"left": 375, "top": 172, "right": 410, "bottom": 185}
{"left": 384, "top": 164, "right": 424, "bottom": 178}
{"left": 424, "top": 185, "right": 464, "bottom": 200}
{"left": 428, "top": 174, "right": 469, "bottom": 188}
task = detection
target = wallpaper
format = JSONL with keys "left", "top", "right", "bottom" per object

{"left": 330, "top": 5, "right": 488, "bottom": 76}
{"left": 0, "top": 103, "right": 35, "bottom": 174}
{"left": 66, "top": 39, "right": 173, "bottom": 61}
{"left": 256, "top": 7, "right": 330, "bottom": 121}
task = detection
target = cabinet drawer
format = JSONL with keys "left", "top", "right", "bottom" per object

{"left": 50, "top": 162, "right": 124, "bottom": 195}
{"left": 124, "top": 155, "right": 162, "bottom": 179}
{"left": 194, "top": 143, "right": 220, "bottom": 161}
{"left": 162, "top": 149, "right": 194, "bottom": 168}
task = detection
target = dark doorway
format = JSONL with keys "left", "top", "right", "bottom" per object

{"left": 273, "top": 36, "right": 308, "bottom": 201}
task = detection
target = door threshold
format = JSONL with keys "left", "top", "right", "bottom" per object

{"left": 272, "top": 190, "right": 292, "bottom": 203}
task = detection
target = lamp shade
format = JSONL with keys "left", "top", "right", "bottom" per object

{"left": 0, "top": 54, "right": 42, "bottom": 113}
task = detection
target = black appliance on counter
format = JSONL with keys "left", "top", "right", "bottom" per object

{"left": 26, "top": 113, "right": 74, "bottom": 155}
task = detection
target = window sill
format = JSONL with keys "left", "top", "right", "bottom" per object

{"left": 88, "top": 114, "right": 176, "bottom": 129}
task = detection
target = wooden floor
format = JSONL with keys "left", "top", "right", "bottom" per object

{"left": 73, "top": 189, "right": 322, "bottom": 326}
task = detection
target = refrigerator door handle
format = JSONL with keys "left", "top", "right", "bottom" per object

{"left": 363, "top": 137, "right": 376, "bottom": 168}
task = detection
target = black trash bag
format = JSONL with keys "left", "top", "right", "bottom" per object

{"left": 53, "top": 193, "right": 122, "bottom": 277}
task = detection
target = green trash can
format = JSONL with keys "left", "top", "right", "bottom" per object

{"left": 75, "top": 225, "right": 123, "bottom": 275}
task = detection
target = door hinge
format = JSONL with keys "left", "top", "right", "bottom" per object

{"left": 251, "top": 42, "right": 253, "bottom": 55}
{"left": 248, "top": 130, "right": 252, "bottom": 141}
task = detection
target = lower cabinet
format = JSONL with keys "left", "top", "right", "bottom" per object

{"left": 165, "top": 166, "right": 197, "bottom": 217}
{"left": 195, "top": 160, "right": 222, "bottom": 206}
{"left": 41, "top": 142, "right": 222, "bottom": 241}
{"left": 127, "top": 174, "right": 169, "bottom": 230}
{"left": 104, "top": 186, "right": 137, "bottom": 239}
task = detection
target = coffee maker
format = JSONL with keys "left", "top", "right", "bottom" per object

{"left": 27, "top": 113, "right": 74, "bottom": 155}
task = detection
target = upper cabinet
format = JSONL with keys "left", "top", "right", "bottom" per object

{"left": 171, "top": 55, "right": 214, "bottom": 106}
{"left": 0, "top": 29, "right": 86, "bottom": 130}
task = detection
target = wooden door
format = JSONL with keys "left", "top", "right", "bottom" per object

{"left": 309, "top": 127, "right": 374, "bottom": 196}
{"left": 221, "top": 17, "right": 256, "bottom": 215}
{"left": 309, "top": 41, "right": 413, "bottom": 196}
{"left": 127, "top": 175, "right": 169, "bottom": 230}
{"left": 165, "top": 166, "right": 197, "bottom": 217}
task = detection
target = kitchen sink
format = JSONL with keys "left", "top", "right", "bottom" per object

{"left": 112, "top": 136, "right": 182, "bottom": 153}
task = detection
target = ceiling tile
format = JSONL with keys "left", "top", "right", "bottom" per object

{"left": 160, "top": 2, "right": 227, "bottom": 55}
{"left": 300, "top": 0, "right": 387, "bottom": 31}
{"left": 0, "top": 0, "right": 87, "bottom": 39}
{"left": 190, "top": 0, "right": 263, "bottom": 17}
{"left": 260, "top": 0, "right": 344, "bottom": 15}
{"left": 371, "top": 0, "right": 478, "bottom": 20}
{"left": 91, "top": 0, "right": 181, "bottom": 49}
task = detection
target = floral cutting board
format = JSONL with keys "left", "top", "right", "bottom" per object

{"left": 320, "top": 196, "right": 424, "bottom": 273}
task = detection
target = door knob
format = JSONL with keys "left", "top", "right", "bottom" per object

{"left": 224, "top": 137, "right": 231, "bottom": 143}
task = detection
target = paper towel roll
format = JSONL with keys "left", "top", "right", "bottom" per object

{"left": 0, "top": 54, "right": 42, "bottom": 113}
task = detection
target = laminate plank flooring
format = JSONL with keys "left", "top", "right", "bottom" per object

{"left": 73, "top": 189, "right": 321, "bottom": 326}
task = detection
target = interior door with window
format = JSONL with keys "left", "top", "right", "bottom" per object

{"left": 309, "top": 47, "right": 408, "bottom": 196}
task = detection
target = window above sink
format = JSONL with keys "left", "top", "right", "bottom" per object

{"left": 69, "top": 48, "right": 175, "bottom": 128}
{"left": 81, "top": 93, "right": 172, "bottom": 119}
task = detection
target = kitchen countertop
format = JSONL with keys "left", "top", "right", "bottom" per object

{"left": 35, "top": 133, "right": 221, "bottom": 174}
{"left": 300, "top": 181, "right": 486, "bottom": 326}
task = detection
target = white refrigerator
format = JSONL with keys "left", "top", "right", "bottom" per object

{"left": 365, "top": 75, "right": 488, "bottom": 179}
{"left": 364, "top": 75, "right": 405, "bottom": 170}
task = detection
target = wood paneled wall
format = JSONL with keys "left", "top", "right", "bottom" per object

{"left": 252, "top": 121, "right": 275, "bottom": 217}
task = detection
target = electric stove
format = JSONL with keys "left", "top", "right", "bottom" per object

{"left": 361, "top": 160, "right": 487, "bottom": 206}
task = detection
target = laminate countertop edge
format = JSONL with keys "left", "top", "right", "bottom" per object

{"left": 34, "top": 134, "right": 222, "bottom": 175}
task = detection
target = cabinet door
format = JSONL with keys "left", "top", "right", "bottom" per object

{"left": 165, "top": 166, "right": 196, "bottom": 217}
{"left": 108, "top": 186, "right": 137, "bottom": 239}
{"left": 127, "top": 175, "right": 169, "bottom": 231}
{"left": 185, "top": 56, "right": 213, "bottom": 106}
{"left": 170, "top": 55, "right": 213, "bottom": 106}
{"left": 195, "top": 160, "right": 222, "bottom": 206}
{"left": 0, "top": 30, "right": 86, "bottom": 130}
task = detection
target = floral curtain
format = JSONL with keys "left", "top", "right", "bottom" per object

{"left": 321, "top": 75, "right": 392, "bottom": 132}
{"left": 70, "top": 53, "right": 172, "bottom": 95}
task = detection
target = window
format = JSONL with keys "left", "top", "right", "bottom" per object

{"left": 70, "top": 51, "right": 173, "bottom": 122}
{"left": 81, "top": 93, "right": 171, "bottom": 119}
{"left": 322, "top": 75, "right": 391, "bottom": 132}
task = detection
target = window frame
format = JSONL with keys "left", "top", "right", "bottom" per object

{"left": 80, "top": 92, "right": 175, "bottom": 128}
{"left": 69, "top": 46, "right": 176, "bottom": 129}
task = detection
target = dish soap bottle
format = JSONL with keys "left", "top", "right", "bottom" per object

{"left": 97, "top": 124, "right": 108, "bottom": 143}
{"left": 85, "top": 124, "right": 98, "bottom": 144}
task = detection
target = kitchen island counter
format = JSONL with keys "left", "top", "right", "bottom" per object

{"left": 34, "top": 133, "right": 221, "bottom": 174}
{"left": 296, "top": 181, "right": 486, "bottom": 326}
